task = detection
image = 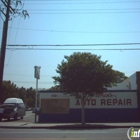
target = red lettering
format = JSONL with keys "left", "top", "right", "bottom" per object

{"left": 107, "top": 99, "right": 112, "bottom": 105}
{"left": 91, "top": 99, "right": 96, "bottom": 105}
{"left": 101, "top": 99, "right": 105, "bottom": 105}
{"left": 118, "top": 99, "right": 123, "bottom": 105}
{"left": 86, "top": 99, "right": 90, "bottom": 105}
{"left": 80, "top": 100, "right": 86, "bottom": 105}
{"left": 113, "top": 99, "right": 117, "bottom": 105}
{"left": 127, "top": 99, "right": 131, "bottom": 105}
{"left": 123, "top": 99, "right": 125, "bottom": 105}
{"left": 76, "top": 99, "right": 80, "bottom": 106}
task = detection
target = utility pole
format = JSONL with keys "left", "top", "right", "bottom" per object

{"left": 0, "top": 0, "right": 11, "bottom": 104}
{"left": 0, "top": 0, "right": 29, "bottom": 103}
{"left": 34, "top": 66, "right": 41, "bottom": 123}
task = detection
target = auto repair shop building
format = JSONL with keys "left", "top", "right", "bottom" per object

{"left": 38, "top": 72, "right": 140, "bottom": 122}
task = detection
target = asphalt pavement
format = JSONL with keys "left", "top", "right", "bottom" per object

{"left": 0, "top": 121, "right": 140, "bottom": 129}
{"left": 0, "top": 128, "right": 130, "bottom": 140}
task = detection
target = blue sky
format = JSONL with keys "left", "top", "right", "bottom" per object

{"left": 0, "top": 0, "right": 140, "bottom": 89}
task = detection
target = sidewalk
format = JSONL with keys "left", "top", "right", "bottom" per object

{"left": 0, "top": 121, "right": 140, "bottom": 129}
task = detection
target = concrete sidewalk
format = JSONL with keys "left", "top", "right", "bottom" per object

{"left": 0, "top": 121, "right": 140, "bottom": 129}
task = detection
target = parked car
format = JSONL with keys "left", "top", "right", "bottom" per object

{"left": 0, "top": 98, "right": 26, "bottom": 121}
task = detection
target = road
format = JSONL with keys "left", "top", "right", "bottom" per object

{"left": 0, "top": 128, "right": 129, "bottom": 140}
{"left": 21, "top": 110, "right": 35, "bottom": 123}
{"left": 0, "top": 111, "right": 137, "bottom": 140}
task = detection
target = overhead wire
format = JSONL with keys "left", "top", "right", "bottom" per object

{"left": 6, "top": 0, "right": 25, "bottom": 66}
{"left": 28, "top": 7, "right": 140, "bottom": 14}
{"left": 6, "top": 15, "right": 21, "bottom": 66}
{"left": 23, "top": 0, "right": 140, "bottom": 5}
{"left": 7, "top": 42, "right": 140, "bottom": 46}
{"left": 6, "top": 43, "right": 140, "bottom": 50}
{"left": 23, "top": 0, "right": 140, "bottom": 14}
{"left": 29, "top": 11, "right": 140, "bottom": 14}
{"left": 5, "top": 27, "right": 140, "bottom": 34}
{"left": 6, "top": 48, "right": 140, "bottom": 51}
{"left": 27, "top": 8, "right": 140, "bottom": 11}
{"left": 2, "top": 0, "right": 140, "bottom": 87}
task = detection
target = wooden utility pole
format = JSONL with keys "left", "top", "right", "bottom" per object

{"left": 0, "top": 0, "right": 11, "bottom": 103}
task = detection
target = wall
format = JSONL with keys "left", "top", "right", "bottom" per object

{"left": 39, "top": 91, "right": 138, "bottom": 123}
{"left": 107, "top": 72, "right": 137, "bottom": 90}
{"left": 38, "top": 72, "right": 140, "bottom": 123}
{"left": 136, "top": 72, "right": 140, "bottom": 121}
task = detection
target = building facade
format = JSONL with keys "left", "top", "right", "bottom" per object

{"left": 38, "top": 72, "right": 140, "bottom": 122}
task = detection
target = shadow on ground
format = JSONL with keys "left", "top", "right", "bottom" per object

{"left": 33, "top": 123, "right": 130, "bottom": 130}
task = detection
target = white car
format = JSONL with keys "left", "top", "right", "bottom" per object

{"left": 0, "top": 98, "right": 26, "bottom": 121}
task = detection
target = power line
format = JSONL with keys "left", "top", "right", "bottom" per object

{"left": 6, "top": 48, "right": 140, "bottom": 51}
{"left": 26, "top": 8, "right": 140, "bottom": 15}
{"left": 6, "top": 27, "right": 140, "bottom": 34}
{"left": 6, "top": 43, "right": 140, "bottom": 51}
{"left": 29, "top": 11, "right": 140, "bottom": 14}
{"left": 7, "top": 43, "right": 140, "bottom": 47}
{"left": 27, "top": 8, "right": 140, "bottom": 11}
{"left": 24, "top": 0, "right": 140, "bottom": 5}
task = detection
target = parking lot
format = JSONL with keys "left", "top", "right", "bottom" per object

{"left": 0, "top": 111, "right": 35, "bottom": 123}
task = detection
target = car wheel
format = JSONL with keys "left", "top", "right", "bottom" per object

{"left": 21, "top": 116, "right": 23, "bottom": 119}
{"left": 0, "top": 117, "right": 2, "bottom": 121}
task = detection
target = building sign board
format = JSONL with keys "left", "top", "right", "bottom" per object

{"left": 34, "top": 66, "right": 41, "bottom": 79}
{"left": 41, "top": 99, "right": 69, "bottom": 114}
{"left": 40, "top": 92, "right": 137, "bottom": 109}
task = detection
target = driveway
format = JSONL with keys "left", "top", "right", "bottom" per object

{"left": 0, "top": 111, "right": 35, "bottom": 123}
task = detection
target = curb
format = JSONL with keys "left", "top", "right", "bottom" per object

{"left": 0, "top": 124, "right": 140, "bottom": 129}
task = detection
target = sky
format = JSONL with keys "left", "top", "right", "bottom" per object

{"left": 0, "top": 0, "right": 140, "bottom": 89}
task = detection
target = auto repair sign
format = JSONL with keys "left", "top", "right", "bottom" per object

{"left": 40, "top": 92, "right": 137, "bottom": 109}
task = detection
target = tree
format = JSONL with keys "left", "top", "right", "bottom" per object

{"left": 2, "top": 81, "right": 19, "bottom": 103}
{"left": 18, "top": 87, "right": 26, "bottom": 102}
{"left": 53, "top": 52, "right": 125, "bottom": 125}
{"left": 1, "top": 81, "right": 36, "bottom": 108}
{"left": 25, "top": 87, "right": 36, "bottom": 107}
{"left": 47, "top": 85, "right": 60, "bottom": 91}
{"left": 114, "top": 70, "right": 127, "bottom": 83}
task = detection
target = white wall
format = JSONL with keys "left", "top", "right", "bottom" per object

{"left": 128, "top": 72, "right": 137, "bottom": 90}
{"left": 39, "top": 72, "right": 138, "bottom": 110}
{"left": 107, "top": 72, "right": 137, "bottom": 90}
{"left": 39, "top": 91, "right": 137, "bottom": 109}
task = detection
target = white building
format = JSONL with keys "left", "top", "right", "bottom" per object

{"left": 38, "top": 72, "right": 140, "bottom": 123}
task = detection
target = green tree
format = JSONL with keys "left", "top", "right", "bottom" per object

{"left": 47, "top": 85, "right": 60, "bottom": 91}
{"left": 114, "top": 70, "right": 127, "bottom": 83}
{"left": 1, "top": 81, "right": 36, "bottom": 107}
{"left": 2, "top": 81, "right": 19, "bottom": 103}
{"left": 18, "top": 87, "right": 26, "bottom": 102}
{"left": 53, "top": 52, "right": 124, "bottom": 125}
{"left": 25, "top": 87, "right": 36, "bottom": 107}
